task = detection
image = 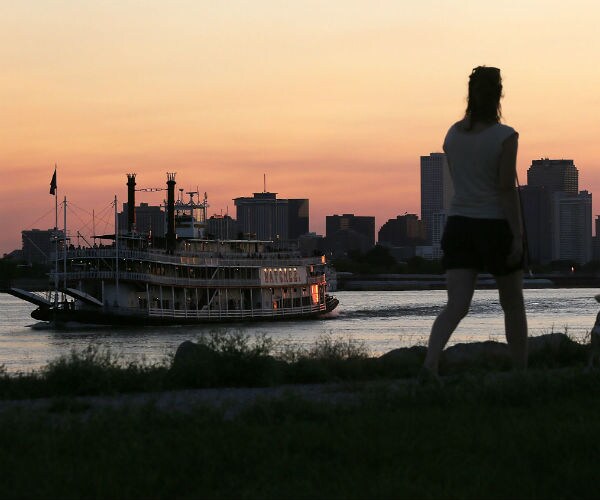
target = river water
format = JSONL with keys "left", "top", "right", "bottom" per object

{"left": 1, "top": 289, "right": 598, "bottom": 373}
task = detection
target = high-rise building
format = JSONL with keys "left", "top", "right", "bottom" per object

{"left": 523, "top": 158, "right": 587, "bottom": 264}
{"left": 520, "top": 185, "right": 553, "bottom": 265}
{"left": 552, "top": 191, "right": 592, "bottom": 264}
{"left": 420, "top": 153, "right": 453, "bottom": 244}
{"left": 287, "top": 199, "right": 309, "bottom": 240}
{"left": 234, "top": 192, "right": 309, "bottom": 243}
{"left": 378, "top": 214, "right": 426, "bottom": 247}
{"left": 528, "top": 158, "right": 578, "bottom": 194}
{"left": 430, "top": 211, "right": 448, "bottom": 260}
{"left": 593, "top": 216, "right": 600, "bottom": 262}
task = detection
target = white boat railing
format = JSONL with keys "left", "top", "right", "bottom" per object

{"left": 147, "top": 303, "right": 328, "bottom": 319}
{"left": 52, "top": 248, "right": 323, "bottom": 268}
{"left": 49, "top": 271, "right": 326, "bottom": 287}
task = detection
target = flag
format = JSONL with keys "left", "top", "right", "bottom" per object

{"left": 49, "top": 167, "right": 57, "bottom": 195}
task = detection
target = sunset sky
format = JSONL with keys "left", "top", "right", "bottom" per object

{"left": 1, "top": 0, "right": 599, "bottom": 254}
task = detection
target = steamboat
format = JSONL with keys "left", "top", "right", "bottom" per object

{"left": 10, "top": 173, "right": 338, "bottom": 325}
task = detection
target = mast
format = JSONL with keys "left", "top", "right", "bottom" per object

{"left": 114, "top": 195, "right": 119, "bottom": 305}
{"left": 63, "top": 196, "right": 67, "bottom": 293}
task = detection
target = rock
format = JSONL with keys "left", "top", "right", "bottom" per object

{"left": 528, "top": 333, "right": 577, "bottom": 354}
{"left": 171, "top": 341, "right": 219, "bottom": 383}
{"left": 528, "top": 332, "right": 587, "bottom": 367}
{"left": 379, "top": 346, "right": 427, "bottom": 364}
{"left": 442, "top": 341, "right": 511, "bottom": 372}
{"left": 377, "top": 346, "right": 426, "bottom": 376}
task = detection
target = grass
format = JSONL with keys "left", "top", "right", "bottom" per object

{"left": 0, "top": 331, "right": 599, "bottom": 498}
{"left": 0, "top": 329, "right": 594, "bottom": 401}
{"left": 1, "top": 368, "right": 600, "bottom": 499}
{"left": 0, "top": 332, "right": 380, "bottom": 400}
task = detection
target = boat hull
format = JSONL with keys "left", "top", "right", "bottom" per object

{"left": 30, "top": 297, "right": 339, "bottom": 326}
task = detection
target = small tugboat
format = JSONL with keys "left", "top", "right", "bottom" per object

{"left": 10, "top": 173, "right": 338, "bottom": 325}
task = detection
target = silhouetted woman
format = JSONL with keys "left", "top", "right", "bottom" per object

{"left": 423, "top": 66, "right": 528, "bottom": 378}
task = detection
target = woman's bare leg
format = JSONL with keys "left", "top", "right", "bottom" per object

{"left": 496, "top": 270, "right": 528, "bottom": 370}
{"left": 423, "top": 269, "right": 478, "bottom": 375}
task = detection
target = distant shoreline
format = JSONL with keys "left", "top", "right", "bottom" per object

{"left": 336, "top": 272, "right": 600, "bottom": 291}
{"left": 2, "top": 273, "right": 599, "bottom": 294}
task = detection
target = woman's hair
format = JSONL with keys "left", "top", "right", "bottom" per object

{"left": 464, "top": 66, "right": 502, "bottom": 130}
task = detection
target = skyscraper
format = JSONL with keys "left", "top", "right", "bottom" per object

{"left": 593, "top": 216, "right": 600, "bottom": 262}
{"left": 552, "top": 191, "right": 592, "bottom": 264}
{"left": 527, "top": 158, "right": 578, "bottom": 194}
{"left": 287, "top": 199, "right": 309, "bottom": 240}
{"left": 519, "top": 185, "right": 553, "bottom": 265}
{"left": 420, "top": 153, "right": 453, "bottom": 245}
{"left": 523, "top": 158, "right": 590, "bottom": 264}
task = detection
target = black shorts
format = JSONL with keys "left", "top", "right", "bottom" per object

{"left": 441, "top": 216, "right": 521, "bottom": 276}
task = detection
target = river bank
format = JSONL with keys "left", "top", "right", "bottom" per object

{"left": 1, "top": 331, "right": 598, "bottom": 498}
{"left": 337, "top": 272, "right": 600, "bottom": 290}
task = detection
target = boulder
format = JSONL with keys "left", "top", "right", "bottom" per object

{"left": 528, "top": 332, "right": 587, "bottom": 367}
{"left": 442, "top": 341, "right": 511, "bottom": 372}
{"left": 379, "top": 346, "right": 427, "bottom": 364}
{"left": 170, "top": 340, "right": 220, "bottom": 385}
{"left": 528, "top": 333, "right": 577, "bottom": 354}
{"left": 377, "top": 346, "right": 426, "bottom": 376}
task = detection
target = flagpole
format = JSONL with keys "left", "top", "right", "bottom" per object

{"left": 53, "top": 165, "right": 58, "bottom": 304}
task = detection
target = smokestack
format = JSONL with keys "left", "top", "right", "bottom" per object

{"left": 166, "top": 172, "right": 176, "bottom": 253}
{"left": 126, "top": 173, "right": 136, "bottom": 233}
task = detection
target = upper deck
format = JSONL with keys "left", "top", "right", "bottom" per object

{"left": 52, "top": 246, "right": 325, "bottom": 268}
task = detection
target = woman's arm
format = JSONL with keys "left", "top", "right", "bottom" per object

{"left": 498, "top": 133, "right": 523, "bottom": 265}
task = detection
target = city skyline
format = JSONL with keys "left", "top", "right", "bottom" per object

{"left": 2, "top": 1, "right": 600, "bottom": 254}
{"left": 10, "top": 153, "right": 595, "bottom": 259}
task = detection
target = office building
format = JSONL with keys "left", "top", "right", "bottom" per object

{"left": 207, "top": 214, "right": 238, "bottom": 240}
{"left": 420, "top": 153, "right": 453, "bottom": 244}
{"left": 298, "top": 232, "right": 325, "bottom": 257}
{"left": 519, "top": 185, "right": 553, "bottom": 265}
{"left": 287, "top": 199, "right": 309, "bottom": 240}
{"left": 118, "top": 203, "right": 165, "bottom": 237}
{"left": 234, "top": 192, "right": 309, "bottom": 243}
{"left": 528, "top": 158, "right": 578, "bottom": 194}
{"left": 326, "top": 214, "right": 375, "bottom": 248}
{"left": 522, "top": 158, "right": 589, "bottom": 264}
{"left": 552, "top": 191, "right": 592, "bottom": 264}
{"left": 593, "top": 216, "right": 600, "bottom": 262}
{"left": 378, "top": 214, "right": 426, "bottom": 247}
{"left": 325, "top": 214, "right": 375, "bottom": 258}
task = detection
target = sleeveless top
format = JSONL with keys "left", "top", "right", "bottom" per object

{"left": 443, "top": 122, "right": 518, "bottom": 219}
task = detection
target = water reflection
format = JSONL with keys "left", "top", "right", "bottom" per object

{"left": 1, "top": 289, "right": 597, "bottom": 372}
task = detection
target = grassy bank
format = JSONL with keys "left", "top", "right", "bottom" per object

{"left": 1, "top": 368, "right": 600, "bottom": 499}
{"left": 0, "top": 330, "right": 593, "bottom": 401}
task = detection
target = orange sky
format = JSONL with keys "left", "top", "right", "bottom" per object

{"left": 1, "top": 1, "right": 599, "bottom": 254}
